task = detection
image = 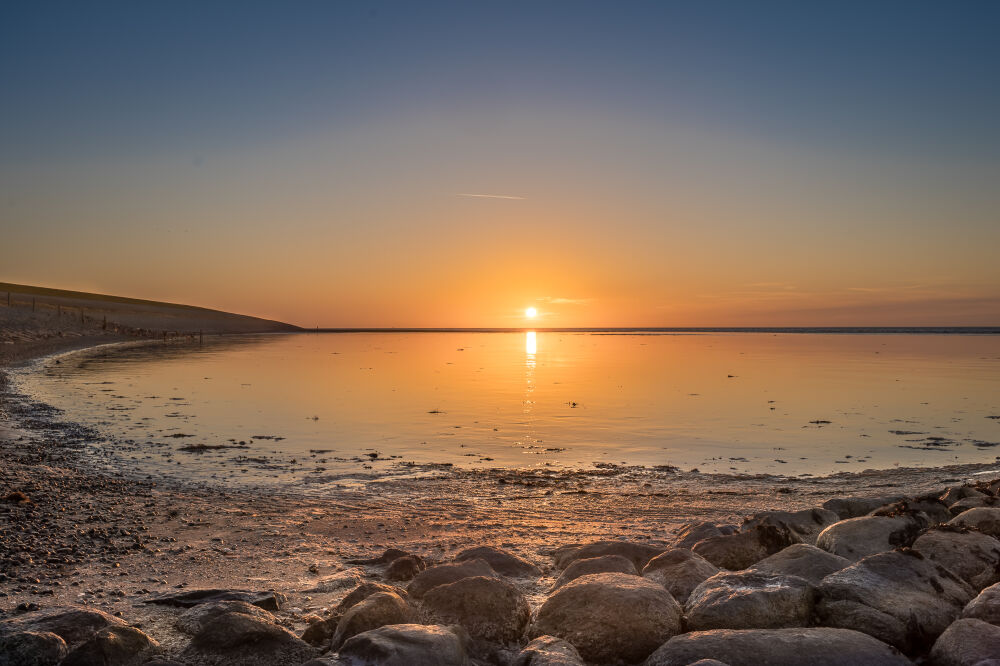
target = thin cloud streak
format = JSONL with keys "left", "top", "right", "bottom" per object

{"left": 456, "top": 193, "right": 525, "bottom": 200}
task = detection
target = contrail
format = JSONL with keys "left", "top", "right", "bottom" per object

{"left": 457, "top": 193, "right": 525, "bottom": 200}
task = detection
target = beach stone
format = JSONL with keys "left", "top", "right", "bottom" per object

{"left": 331, "top": 591, "right": 415, "bottom": 649}
{"left": 532, "top": 572, "right": 682, "bottom": 664}
{"left": 913, "top": 526, "right": 1000, "bottom": 590}
{"left": 513, "top": 635, "right": 584, "bottom": 665}
{"left": 0, "top": 630, "right": 68, "bottom": 666}
{"left": 815, "top": 513, "right": 928, "bottom": 561}
{"left": 948, "top": 495, "right": 1000, "bottom": 516}
{"left": 750, "top": 543, "right": 851, "bottom": 585}
{"left": 335, "top": 582, "right": 410, "bottom": 616}
{"left": 644, "top": 627, "right": 912, "bottom": 666}
{"left": 940, "top": 486, "right": 987, "bottom": 506}
{"left": 948, "top": 507, "right": 1000, "bottom": 539}
{"left": 817, "top": 549, "right": 976, "bottom": 653}
{"left": 407, "top": 558, "right": 498, "bottom": 598}
{"left": 927, "top": 618, "right": 1000, "bottom": 665}
{"left": 693, "top": 524, "right": 801, "bottom": 570}
{"left": 742, "top": 508, "right": 840, "bottom": 545}
{"left": 61, "top": 625, "right": 159, "bottom": 666}
{"left": 552, "top": 540, "right": 665, "bottom": 570}
{"left": 422, "top": 575, "right": 530, "bottom": 643}
{"left": 686, "top": 661, "right": 730, "bottom": 666}
{"left": 455, "top": 546, "right": 542, "bottom": 577}
{"left": 673, "top": 522, "right": 728, "bottom": 549}
{"left": 184, "top": 611, "right": 317, "bottom": 664}
{"left": 642, "top": 548, "right": 719, "bottom": 604}
{"left": 146, "top": 588, "right": 286, "bottom": 610}
{"left": 551, "top": 554, "right": 637, "bottom": 591}
{"left": 385, "top": 554, "right": 426, "bottom": 581}
{"left": 175, "top": 599, "right": 276, "bottom": 635}
{"left": 873, "top": 498, "right": 952, "bottom": 525}
{"left": 962, "top": 582, "right": 1000, "bottom": 624}
{"left": 822, "top": 495, "right": 905, "bottom": 519}
{"left": 305, "top": 569, "right": 366, "bottom": 594}
{"left": 0, "top": 606, "right": 126, "bottom": 647}
{"left": 334, "top": 624, "right": 470, "bottom": 666}
{"left": 348, "top": 548, "right": 411, "bottom": 565}
{"left": 685, "top": 571, "right": 816, "bottom": 631}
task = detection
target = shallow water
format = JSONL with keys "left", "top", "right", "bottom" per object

{"left": 14, "top": 331, "right": 1000, "bottom": 487}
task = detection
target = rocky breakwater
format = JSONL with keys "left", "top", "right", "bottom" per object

{"left": 4, "top": 481, "right": 1000, "bottom": 665}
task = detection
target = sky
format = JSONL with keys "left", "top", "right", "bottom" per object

{"left": 2, "top": 1, "right": 999, "bottom": 327}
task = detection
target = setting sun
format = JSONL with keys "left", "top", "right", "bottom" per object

{"left": 525, "top": 307, "right": 537, "bottom": 318}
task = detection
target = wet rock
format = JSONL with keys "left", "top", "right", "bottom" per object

{"left": 532, "top": 572, "right": 682, "bottom": 664}
{"left": 673, "top": 522, "right": 727, "bottom": 550}
{"left": 940, "top": 486, "right": 987, "bottom": 507}
{"left": 927, "top": 618, "right": 1000, "bottom": 665}
{"left": 948, "top": 507, "right": 1000, "bottom": 539}
{"left": 645, "top": 627, "right": 912, "bottom": 666}
{"left": 183, "top": 611, "right": 317, "bottom": 664}
{"left": 455, "top": 546, "right": 542, "bottom": 578}
{"left": 552, "top": 540, "right": 664, "bottom": 570}
{"left": 334, "top": 623, "right": 470, "bottom": 665}
{"left": 385, "top": 554, "right": 425, "bottom": 581}
{"left": 551, "top": 554, "right": 637, "bottom": 591}
{"left": 512, "top": 635, "right": 584, "bottom": 665}
{"left": 742, "top": 508, "right": 840, "bottom": 545}
{"left": 962, "top": 582, "right": 1000, "bottom": 624}
{"left": 685, "top": 571, "right": 816, "bottom": 631}
{"left": 948, "top": 495, "right": 1000, "bottom": 516}
{"left": 331, "top": 591, "right": 415, "bottom": 649}
{"left": 422, "top": 575, "right": 530, "bottom": 643}
{"left": 816, "top": 513, "right": 928, "bottom": 561}
{"left": 822, "top": 495, "right": 905, "bottom": 519}
{"left": 817, "top": 549, "right": 975, "bottom": 653}
{"left": 0, "top": 606, "right": 126, "bottom": 647}
{"left": 62, "top": 625, "right": 159, "bottom": 666}
{"left": 913, "top": 526, "right": 1000, "bottom": 590}
{"left": 693, "top": 524, "right": 801, "bottom": 570}
{"left": 642, "top": 548, "right": 719, "bottom": 604}
{"left": 407, "top": 558, "right": 497, "bottom": 599}
{"left": 146, "top": 588, "right": 286, "bottom": 610}
{"left": 750, "top": 544, "right": 851, "bottom": 585}
{"left": 0, "top": 630, "right": 68, "bottom": 666}
{"left": 175, "top": 600, "right": 276, "bottom": 635}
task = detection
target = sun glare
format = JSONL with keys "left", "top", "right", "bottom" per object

{"left": 525, "top": 307, "right": 538, "bottom": 318}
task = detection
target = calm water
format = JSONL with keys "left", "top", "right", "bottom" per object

{"left": 14, "top": 332, "right": 1000, "bottom": 487}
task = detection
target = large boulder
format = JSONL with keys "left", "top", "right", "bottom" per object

{"left": 948, "top": 495, "right": 1000, "bottom": 516}
{"left": 913, "top": 526, "right": 1000, "bottom": 590}
{"left": 684, "top": 571, "right": 816, "bottom": 631}
{"left": 422, "top": 576, "right": 530, "bottom": 644}
{"left": 750, "top": 544, "right": 851, "bottom": 585}
{"left": 642, "top": 548, "right": 719, "bottom": 604}
{"left": 385, "top": 555, "right": 426, "bottom": 582}
{"left": 407, "top": 559, "right": 497, "bottom": 599}
{"left": 146, "top": 588, "right": 285, "bottom": 610}
{"left": 962, "top": 582, "right": 1000, "bottom": 625}
{"left": 175, "top": 600, "right": 276, "bottom": 635}
{"left": 331, "top": 591, "right": 415, "bottom": 649}
{"left": 551, "top": 555, "right": 637, "bottom": 591}
{"left": 815, "top": 513, "right": 928, "bottom": 561}
{"left": 553, "top": 540, "right": 664, "bottom": 570}
{"left": 742, "top": 508, "right": 840, "bottom": 545}
{"left": 817, "top": 549, "right": 976, "bottom": 653}
{"left": 335, "top": 582, "right": 409, "bottom": 616}
{"left": 183, "top": 611, "right": 317, "bottom": 665}
{"left": 644, "top": 627, "right": 912, "bottom": 666}
{"left": 948, "top": 507, "right": 1000, "bottom": 539}
{"left": 872, "top": 498, "right": 952, "bottom": 525}
{"left": 61, "top": 626, "right": 159, "bottom": 666}
{"left": 513, "top": 635, "right": 584, "bottom": 665}
{"left": 822, "top": 495, "right": 905, "bottom": 519}
{"left": 455, "top": 546, "right": 542, "bottom": 578}
{"left": 673, "top": 522, "right": 732, "bottom": 550}
{"left": 0, "top": 606, "right": 126, "bottom": 647}
{"left": 0, "top": 631, "right": 68, "bottom": 666}
{"left": 532, "top": 572, "right": 682, "bottom": 664}
{"left": 334, "top": 624, "right": 470, "bottom": 666}
{"left": 940, "top": 486, "right": 987, "bottom": 507}
{"left": 927, "top": 618, "right": 1000, "bottom": 665}
{"left": 693, "top": 524, "right": 801, "bottom": 570}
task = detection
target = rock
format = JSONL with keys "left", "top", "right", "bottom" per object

{"left": 927, "top": 618, "right": 1000, "bottom": 665}
{"left": 693, "top": 524, "right": 801, "bottom": 570}
{"left": 407, "top": 558, "right": 497, "bottom": 599}
{"left": 644, "top": 627, "right": 912, "bottom": 665}
{"left": 146, "top": 588, "right": 286, "bottom": 610}
{"left": 422, "top": 575, "right": 530, "bottom": 644}
{"left": 817, "top": 549, "right": 975, "bottom": 653}
{"left": 742, "top": 508, "right": 840, "bottom": 545}
{"left": 686, "top": 661, "right": 731, "bottom": 666}
{"left": 0, "top": 606, "right": 126, "bottom": 647}
{"left": 304, "top": 569, "right": 366, "bottom": 594}
{"left": 873, "top": 498, "right": 952, "bottom": 525}
{"left": 673, "top": 522, "right": 726, "bottom": 549}
{"left": 551, "top": 554, "right": 637, "bottom": 591}
{"left": 948, "top": 507, "right": 1000, "bottom": 539}
{"left": 385, "top": 555, "right": 425, "bottom": 581}
{"left": 948, "top": 495, "right": 1000, "bottom": 516}
{"left": 685, "top": 571, "right": 816, "bottom": 631}
{"left": 62, "top": 626, "right": 159, "bottom": 666}
{"left": 641, "top": 548, "right": 719, "bottom": 604}
{"left": 0, "top": 630, "right": 68, "bottom": 666}
{"left": 815, "top": 513, "right": 928, "bottom": 561}
{"left": 913, "top": 526, "right": 1000, "bottom": 590}
{"left": 750, "top": 544, "right": 851, "bottom": 585}
{"left": 301, "top": 616, "right": 339, "bottom": 647}
{"left": 175, "top": 600, "right": 276, "bottom": 635}
{"left": 940, "top": 486, "right": 987, "bottom": 507}
{"left": 962, "top": 582, "right": 1000, "bottom": 624}
{"left": 331, "top": 591, "right": 415, "bottom": 649}
{"left": 822, "top": 495, "right": 905, "bottom": 519}
{"left": 552, "top": 540, "right": 664, "bottom": 570}
{"left": 335, "top": 624, "right": 470, "bottom": 665}
{"left": 513, "top": 635, "right": 584, "bottom": 665}
{"left": 532, "top": 572, "right": 682, "bottom": 664}
{"left": 455, "top": 546, "right": 542, "bottom": 578}
{"left": 184, "top": 611, "right": 317, "bottom": 664}
{"left": 347, "top": 548, "right": 411, "bottom": 565}
{"left": 335, "top": 582, "right": 410, "bottom": 616}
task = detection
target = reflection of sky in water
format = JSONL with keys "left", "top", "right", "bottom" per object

{"left": 15, "top": 332, "right": 1000, "bottom": 487}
